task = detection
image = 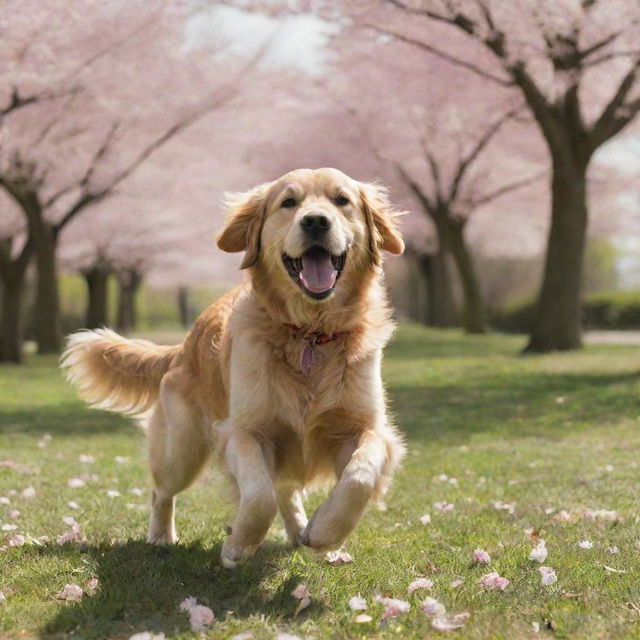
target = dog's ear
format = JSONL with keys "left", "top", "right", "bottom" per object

{"left": 216, "top": 182, "right": 272, "bottom": 269}
{"left": 359, "top": 183, "right": 405, "bottom": 265}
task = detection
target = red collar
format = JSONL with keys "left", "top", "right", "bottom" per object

{"left": 285, "top": 323, "right": 348, "bottom": 345}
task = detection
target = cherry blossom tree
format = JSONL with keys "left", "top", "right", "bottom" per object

{"left": 364, "top": 0, "right": 640, "bottom": 350}
{"left": 330, "top": 38, "right": 544, "bottom": 333}
{"left": 0, "top": 0, "right": 266, "bottom": 354}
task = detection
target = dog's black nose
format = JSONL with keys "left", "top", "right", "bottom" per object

{"left": 300, "top": 214, "right": 331, "bottom": 237}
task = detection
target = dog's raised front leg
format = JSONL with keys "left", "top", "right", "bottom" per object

{"left": 301, "top": 430, "right": 387, "bottom": 551}
{"left": 221, "top": 430, "right": 277, "bottom": 568}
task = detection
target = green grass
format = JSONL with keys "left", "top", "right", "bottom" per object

{"left": 2, "top": 326, "right": 640, "bottom": 639}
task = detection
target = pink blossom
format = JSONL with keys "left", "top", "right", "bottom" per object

{"left": 473, "top": 548, "right": 491, "bottom": 564}
{"left": 421, "top": 596, "right": 446, "bottom": 617}
{"left": 553, "top": 510, "right": 573, "bottom": 522}
{"left": 608, "top": 546, "right": 620, "bottom": 554}
{"left": 230, "top": 633, "right": 253, "bottom": 640}
{"left": 21, "top": 486, "right": 36, "bottom": 499}
{"left": 348, "top": 594, "right": 367, "bottom": 610}
{"left": 107, "top": 490, "right": 121, "bottom": 498}
{"left": 68, "top": 501, "right": 80, "bottom": 510}
{"left": 56, "top": 584, "right": 83, "bottom": 602}
{"left": 325, "top": 549, "right": 353, "bottom": 565}
{"left": 450, "top": 579, "right": 464, "bottom": 588}
{"left": 434, "top": 501, "right": 454, "bottom": 513}
{"left": 375, "top": 595, "right": 410, "bottom": 620}
{"left": 291, "top": 584, "right": 311, "bottom": 613}
{"left": 9, "top": 509, "right": 19, "bottom": 519}
{"left": 431, "top": 612, "right": 470, "bottom": 631}
{"left": 79, "top": 454, "right": 95, "bottom": 463}
{"left": 178, "top": 596, "right": 214, "bottom": 632}
{"left": 188, "top": 605, "right": 214, "bottom": 632}
{"left": 585, "top": 509, "right": 620, "bottom": 521}
{"left": 128, "top": 633, "right": 165, "bottom": 640}
{"left": 408, "top": 577, "right": 433, "bottom": 593}
{"left": 529, "top": 540, "right": 548, "bottom": 563}
{"left": 480, "top": 572, "right": 510, "bottom": 590}
{"left": 1, "top": 524, "right": 17, "bottom": 531}
{"left": 578, "top": 540, "right": 593, "bottom": 549}
{"left": 539, "top": 566, "right": 557, "bottom": 586}
{"left": 67, "top": 477, "right": 86, "bottom": 489}
{"left": 57, "top": 517, "right": 81, "bottom": 545}
{"left": 131, "top": 488, "right": 145, "bottom": 496}
{"left": 0, "top": 497, "right": 9, "bottom": 505}
{"left": 419, "top": 514, "right": 432, "bottom": 525}
{"left": 7, "top": 534, "right": 25, "bottom": 547}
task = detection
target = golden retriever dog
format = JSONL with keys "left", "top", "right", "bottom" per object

{"left": 61, "top": 167, "right": 406, "bottom": 568}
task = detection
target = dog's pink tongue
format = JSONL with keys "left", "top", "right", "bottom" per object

{"left": 300, "top": 250, "right": 337, "bottom": 294}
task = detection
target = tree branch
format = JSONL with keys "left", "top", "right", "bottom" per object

{"left": 590, "top": 58, "right": 640, "bottom": 147}
{"left": 394, "top": 163, "right": 436, "bottom": 215}
{"left": 470, "top": 169, "right": 547, "bottom": 208}
{"left": 365, "top": 24, "right": 513, "bottom": 87}
{"left": 449, "top": 105, "right": 523, "bottom": 200}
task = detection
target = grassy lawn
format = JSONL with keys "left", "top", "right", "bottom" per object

{"left": 2, "top": 326, "right": 640, "bottom": 639}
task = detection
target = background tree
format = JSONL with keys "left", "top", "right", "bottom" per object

{"left": 368, "top": 0, "right": 640, "bottom": 350}
{"left": 0, "top": 1, "right": 266, "bottom": 353}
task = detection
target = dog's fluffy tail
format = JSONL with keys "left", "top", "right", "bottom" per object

{"left": 61, "top": 328, "right": 181, "bottom": 414}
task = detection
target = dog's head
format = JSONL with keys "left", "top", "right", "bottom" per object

{"left": 216, "top": 168, "right": 404, "bottom": 303}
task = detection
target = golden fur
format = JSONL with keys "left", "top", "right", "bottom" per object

{"left": 61, "top": 167, "right": 406, "bottom": 566}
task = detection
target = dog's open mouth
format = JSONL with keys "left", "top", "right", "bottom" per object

{"left": 282, "top": 246, "right": 347, "bottom": 300}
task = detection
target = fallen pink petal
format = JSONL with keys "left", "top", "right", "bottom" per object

{"left": 422, "top": 596, "right": 446, "bottom": 617}
{"left": 480, "top": 572, "right": 510, "bottom": 590}
{"left": 67, "top": 478, "right": 85, "bottom": 489}
{"left": 375, "top": 595, "right": 411, "bottom": 620}
{"left": 325, "top": 549, "right": 353, "bottom": 565}
{"left": 291, "top": 584, "right": 311, "bottom": 613}
{"left": 450, "top": 579, "right": 464, "bottom": 588}
{"left": 408, "top": 577, "right": 434, "bottom": 593}
{"left": 348, "top": 594, "right": 367, "bottom": 611}
{"left": 473, "top": 548, "right": 491, "bottom": 564}
{"left": 178, "top": 596, "right": 214, "bottom": 632}
{"left": 529, "top": 539, "right": 548, "bottom": 563}
{"left": 56, "top": 584, "right": 83, "bottom": 602}
{"left": 578, "top": 540, "right": 593, "bottom": 549}
{"left": 21, "top": 486, "right": 36, "bottom": 499}
{"left": 355, "top": 614, "right": 373, "bottom": 623}
{"left": 7, "top": 534, "right": 25, "bottom": 547}
{"left": 431, "top": 612, "right": 471, "bottom": 631}
{"left": 419, "top": 513, "right": 432, "bottom": 525}
{"left": 539, "top": 566, "right": 557, "bottom": 586}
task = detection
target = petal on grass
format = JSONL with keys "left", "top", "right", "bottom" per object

{"left": 408, "top": 577, "right": 434, "bottom": 593}
{"left": 480, "top": 572, "right": 510, "bottom": 590}
{"left": 375, "top": 595, "right": 410, "bottom": 620}
{"left": 529, "top": 540, "right": 548, "bottom": 563}
{"left": 129, "top": 633, "right": 165, "bottom": 640}
{"left": 56, "top": 584, "right": 83, "bottom": 602}
{"left": 431, "top": 612, "right": 470, "bottom": 631}
{"left": 291, "top": 584, "right": 311, "bottom": 615}
{"left": 473, "top": 549, "right": 491, "bottom": 564}
{"left": 578, "top": 540, "right": 593, "bottom": 549}
{"left": 349, "top": 595, "right": 367, "bottom": 611}
{"left": 539, "top": 566, "right": 557, "bottom": 586}
{"left": 421, "top": 597, "right": 446, "bottom": 617}
{"left": 355, "top": 614, "right": 373, "bottom": 623}
{"left": 419, "top": 514, "right": 432, "bottom": 525}
{"left": 325, "top": 549, "right": 353, "bottom": 565}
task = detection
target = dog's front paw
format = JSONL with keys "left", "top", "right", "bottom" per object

{"left": 220, "top": 539, "right": 260, "bottom": 569}
{"left": 300, "top": 508, "right": 351, "bottom": 552}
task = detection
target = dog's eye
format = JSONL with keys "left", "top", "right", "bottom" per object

{"left": 334, "top": 195, "right": 350, "bottom": 206}
{"left": 281, "top": 197, "right": 297, "bottom": 208}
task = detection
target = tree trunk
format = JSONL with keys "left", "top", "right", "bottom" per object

{"left": 417, "top": 251, "right": 456, "bottom": 327}
{"left": 1, "top": 275, "right": 25, "bottom": 363}
{"left": 82, "top": 264, "right": 111, "bottom": 329}
{"left": 117, "top": 268, "right": 142, "bottom": 333}
{"left": 33, "top": 227, "right": 60, "bottom": 353}
{"left": 525, "top": 158, "right": 588, "bottom": 352}
{"left": 177, "top": 286, "right": 190, "bottom": 328}
{"left": 447, "top": 223, "right": 487, "bottom": 334}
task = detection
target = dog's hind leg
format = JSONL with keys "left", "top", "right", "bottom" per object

{"left": 147, "top": 371, "right": 211, "bottom": 544}
{"left": 277, "top": 484, "right": 307, "bottom": 547}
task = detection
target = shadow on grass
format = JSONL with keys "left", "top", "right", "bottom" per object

{"left": 39, "top": 539, "right": 312, "bottom": 639}
{"left": 0, "top": 403, "right": 131, "bottom": 437}
{"left": 390, "top": 370, "right": 640, "bottom": 443}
